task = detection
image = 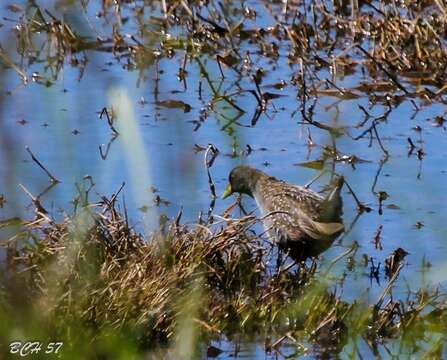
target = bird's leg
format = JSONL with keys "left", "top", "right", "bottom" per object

{"left": 276, "top": 247, "right": 283, "bottom": 272}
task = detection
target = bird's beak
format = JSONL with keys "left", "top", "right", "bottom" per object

{"left": 221, "top": 184, "right": 233, "bottom": 199}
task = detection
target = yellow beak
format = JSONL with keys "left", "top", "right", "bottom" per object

{"left": 221, "top": 184, "right": 233, "bottom": 199}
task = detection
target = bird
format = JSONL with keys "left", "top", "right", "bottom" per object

{"left": 222, "top": 165, "right": 344, "bottom": 261}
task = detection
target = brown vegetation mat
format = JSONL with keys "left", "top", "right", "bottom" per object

{"left": 2, "top": 192, "right": 446, "bottom": 357}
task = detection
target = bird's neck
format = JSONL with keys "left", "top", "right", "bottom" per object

{"left": 246, "top": 169, "right": 268, "bottom": 197}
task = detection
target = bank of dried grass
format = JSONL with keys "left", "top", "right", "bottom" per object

{"left": 1, "top": 193, "right": 445, "bottom": 358}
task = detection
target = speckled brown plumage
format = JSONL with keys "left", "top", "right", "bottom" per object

{"left": 222, "top": 166, "right": 344, "bottom": 260}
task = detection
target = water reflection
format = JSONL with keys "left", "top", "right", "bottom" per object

{"left": 0, "top": 0, "right": 446, "bottom": 313}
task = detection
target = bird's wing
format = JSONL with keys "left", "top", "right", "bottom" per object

{"left": 257, "top": 184, "right": 343, "bottom": 242}
{"left": 296, "top": 212, "right": 344, "bottom": 240}
{"left": 288, "top": 184, "right": 325, "bottom": 202}
{"left": 273, "top": 185, "right": 324, "bottom": 219}
{"left": 288, "top": 183, "right": 344, "bottom": 222}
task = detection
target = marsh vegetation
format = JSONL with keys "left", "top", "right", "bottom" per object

{"left": 1, "top": 0, "right": 447, "bottom": 358}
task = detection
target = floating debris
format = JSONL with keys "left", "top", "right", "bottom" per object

{"left": 155, "top": 100, "right": 192, "bottom": 113}
{"left": 385, "top": 248, "right": 409, "bottom": 279}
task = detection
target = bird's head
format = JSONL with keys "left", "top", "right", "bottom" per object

{"left": 222, "top": 165, "right": 263, "bottom": 199}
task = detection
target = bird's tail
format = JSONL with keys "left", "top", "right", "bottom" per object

{"left": 320, "top": 175, "right": 344, "bottom": 221}
{"left": 326, "top": 175, "right": 344, "bottom": 202}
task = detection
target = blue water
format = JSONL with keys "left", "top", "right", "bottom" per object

{"left": 0, "top": 1, "right": 446, "bottom": 358}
